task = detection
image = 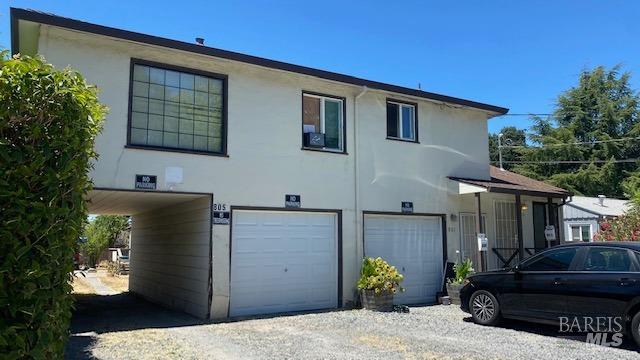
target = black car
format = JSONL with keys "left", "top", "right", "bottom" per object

{"left": 460, "top": 242, "right": 640, "bottom": 344}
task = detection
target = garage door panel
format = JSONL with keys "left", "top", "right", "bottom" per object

{"left": 230, "top": 210, "right": 338, "bottom": 317}
{"left": 364, "top": 214, "right": 443, "bottom": 305}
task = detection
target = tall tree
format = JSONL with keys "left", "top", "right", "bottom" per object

{"left": 489, "top": 126, "right": 527, "bottom": 170}
{"left": 81, "top": 215, "right": 129, "bottom": 266}
{"left": 513, "top": 66, "right": 640, "bottom": 197}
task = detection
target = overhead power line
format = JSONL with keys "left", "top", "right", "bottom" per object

{"left": 499, "top": 136, "right": 640, "bottom": 149}
{"left": 493, "top": 113, "right": 552, "bottom": 116}
{"left": 492, "top": 159, "right": 640, "bottom": 165}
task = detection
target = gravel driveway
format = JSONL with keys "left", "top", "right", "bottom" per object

{"left": 66, "top": 294, "right": 640, "bottom": 360}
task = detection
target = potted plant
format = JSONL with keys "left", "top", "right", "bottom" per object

{"left": 357, "top": 257, "right": 404, "bottom": 311}
{"left": 446, "top": 259, "right": 474, "bottom": 305}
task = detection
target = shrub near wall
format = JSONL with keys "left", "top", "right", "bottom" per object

{"left": 0, "top": 53, "right": 105, "bottom": 358}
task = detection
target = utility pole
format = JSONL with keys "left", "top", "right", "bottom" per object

{"left": 497, "top": 133, "right": 504, "bottom": 171}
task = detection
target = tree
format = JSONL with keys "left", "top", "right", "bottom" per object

{"left": 81, "top": 215, "right": 129, "bottom": 266}
{"left": 512, "top": 66, "right": 640, "bottom": 197}
{"left": 488, "top": 126, "right": 527, "bottom": 170}
{"left": 0, "top": 53, "right": 105, "bottom": 358}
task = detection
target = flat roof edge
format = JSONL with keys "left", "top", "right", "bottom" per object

{"left": 10, "top": 7, "right": 509, "bottom": 115}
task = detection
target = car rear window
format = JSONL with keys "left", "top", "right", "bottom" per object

{"left": 583, "top": 248, "right": 632, "bottom": 272}
{"left": 522, "top": 248, "right": 577, "bottom": 271}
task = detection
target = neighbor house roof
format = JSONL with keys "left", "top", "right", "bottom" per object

{"left": 10, "top": 8, "right": 509, "bottom": 116}
{"left": 566, "top": 196, "right": 631, "bottom": 217}
{"left": 449, "top": 166, "right": 571, "bottom": 198}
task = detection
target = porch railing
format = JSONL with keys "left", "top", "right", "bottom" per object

{"left": 491, "top": 247, "right": 546, "bottom": 268}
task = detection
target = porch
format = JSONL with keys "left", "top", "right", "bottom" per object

{"left": 450, "top": 166, "right": 571, "bottom": 270}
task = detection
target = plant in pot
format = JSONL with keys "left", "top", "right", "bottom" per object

{"left": 446, "top": 259, "right": 474, "bottom": 305}
{"left": 357, "top": 257, "right": 404, "bottom": 311}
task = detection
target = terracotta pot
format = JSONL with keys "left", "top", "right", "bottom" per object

{"left": 446, "top": 283, "right": 464, "bottom": 305}
{"left": 361, "top": 289, "right": 394, "bottom": 312}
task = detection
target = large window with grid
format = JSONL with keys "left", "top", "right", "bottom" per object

{"left": 128, "top": 60, "right": 226, "bottom": 154}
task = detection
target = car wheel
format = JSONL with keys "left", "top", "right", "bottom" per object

{"left": 469, "top": 290, "right": 501, "bottom": 326}
{"left": 631, "top": 311, "right": 640, "bottom": 346}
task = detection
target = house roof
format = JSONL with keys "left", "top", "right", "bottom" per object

{"left": 10, "top": 8, "right": 509, "bottom": 116}
{"left": 449, "top": 166, "right": 571, "bottom": 198}
{"left": 566, "top": 196, "right": 631, "bottom": 217}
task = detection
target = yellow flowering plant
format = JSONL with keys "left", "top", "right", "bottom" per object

{"left": 357, "top": 257, "right": 404, "bottom": 296}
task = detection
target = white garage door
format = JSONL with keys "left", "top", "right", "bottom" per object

{"left": 230, "top": 210, "right": 338, "bottom": 317}
{"left": 364, "top": 214, "right": 443, "bottom": 305}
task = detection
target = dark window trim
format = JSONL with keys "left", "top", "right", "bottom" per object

{"left": 386, "top": 98, "right": 419, "bottom": 143}
{"left": 301, "top": 91, "right": 347, "bottom": 154}
{"left": 124, "top": 144, "right": 229, "bottom": 157}
{"left": 228, "top": 206, "right": 343, "bottom": 317}
{"left": 127, "top": 58, "right": 229, "bottom": 156}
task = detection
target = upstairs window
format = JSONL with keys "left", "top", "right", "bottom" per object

{"left": 386, "top": 100, "right": 417, "bottom": 142}
{"left": 302, "top": 92, "right": 345, "bottom": 152}
{"left": 129, "top": 60, "right": 226, "bottom": 154}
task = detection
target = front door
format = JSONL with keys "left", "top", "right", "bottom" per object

{"left": 459, "top": 213, "right": 486, "bottom": 269}
{"left": 533, "top": 203, "right": 547, "bottom": 250}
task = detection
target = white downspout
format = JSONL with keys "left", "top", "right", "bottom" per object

{"left": 354, "top": 86, "right": 368, "bottom": 267}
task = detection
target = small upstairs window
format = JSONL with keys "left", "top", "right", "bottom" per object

{"left": 302, "top": 92, "right": 345, "bottom": 152}
{"left": 387, "top": 100, "right": 417, "bottom": 142}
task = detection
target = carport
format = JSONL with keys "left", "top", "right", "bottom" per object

{"left": 85, "top": 188, "right": 213, "bottom": 318}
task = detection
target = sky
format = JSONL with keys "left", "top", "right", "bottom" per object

{"left": 1, "top": 0, "right": 639, "bottom": 133}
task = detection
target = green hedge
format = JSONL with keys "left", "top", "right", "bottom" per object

{"left": 0, "top": 53, "right": 105, "bottom": 359}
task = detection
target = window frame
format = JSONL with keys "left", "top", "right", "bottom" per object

{"left": 301, "top": 91, "right": 347, "bottom": 154}
{"left": 126, "top": 58, "right": 229, "bottom": 156}
{"left": 518, "top": 246, "right": 581, "bottom": 272}
{"left": 578, "top": 246, "right": 638, "bottom": 272}
{"left": 569, "top": 223, "right": 592, "bottom": 242}
{"left": 386, "top": 98, "right": 419, "bottom": 143}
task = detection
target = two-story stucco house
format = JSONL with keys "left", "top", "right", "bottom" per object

{"left": 11, "top": 8, "right": 570, "bottom": 320}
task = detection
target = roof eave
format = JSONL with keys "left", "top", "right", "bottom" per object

{"left": 10, "top": 7, "right": 508, "bottom": 115}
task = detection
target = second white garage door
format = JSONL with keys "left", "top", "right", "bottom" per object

{"left": 364, "top": 214, "right": 443, "bottom": 305}
{"left": 230, "top": 210, "right": 338, "bottom": 317}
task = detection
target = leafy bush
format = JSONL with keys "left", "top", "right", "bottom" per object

{"left": 0, "top": 54, "right": 105, "bottom": 358}
{"left": 357, "top": 257, "right": 404, "bottom": 295}
{"left": 593, "top": 192, "right": 640, "bottom": 241}
{"left": 448, "top": 259, "right": 474, "bottom": 285}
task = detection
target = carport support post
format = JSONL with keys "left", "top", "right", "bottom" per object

{"left": 475, "top": 192, "right": 486, "bottom": 272}
{"left": 515, "top": 194, "right": 524, "bottom": 261}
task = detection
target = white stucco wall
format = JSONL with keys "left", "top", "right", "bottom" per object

{"left": 36, "top": 25, "right": 502, "bottom": 318}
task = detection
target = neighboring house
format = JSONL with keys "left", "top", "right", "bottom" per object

{"left": 563, "top": 196, "right": 631, "bottom": 242}
{"left": 11, "top": 8, "right": 570, "bottom": 320}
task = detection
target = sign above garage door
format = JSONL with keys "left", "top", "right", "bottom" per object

{"left": 135, "top": 174, "right": 157, "bottom": 190}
